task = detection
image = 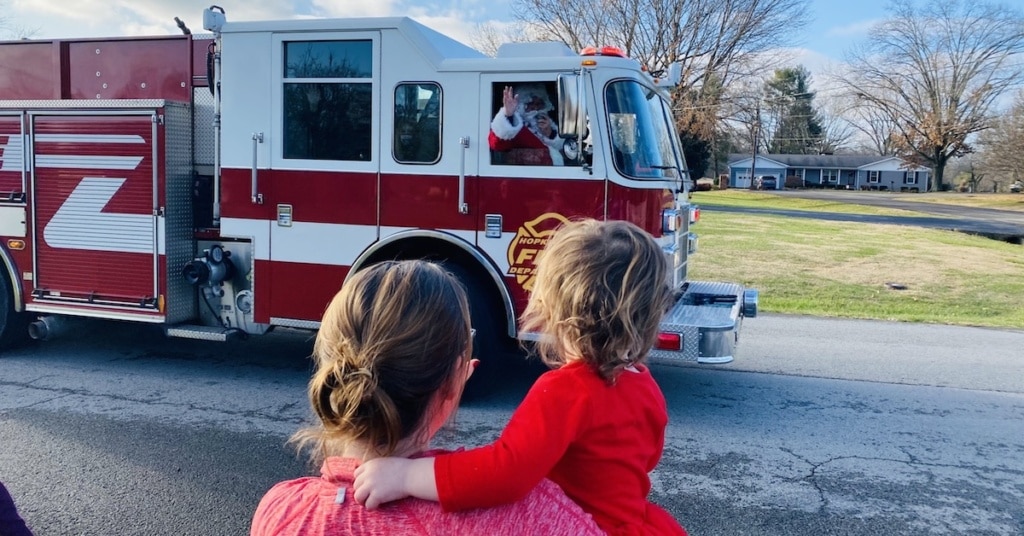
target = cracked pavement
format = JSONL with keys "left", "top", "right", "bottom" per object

{"left": 1, "top": 315, "right": 1022, "bottom": 535}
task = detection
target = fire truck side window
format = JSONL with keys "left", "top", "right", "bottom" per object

{"left": 282, "top": 40, "right": 373, "bottom": 161}
{"left": 393, "top": 83, "right": 442, "bottom": 164}
{"left": 488, "top": 81, "right": 581, "bottom": 167}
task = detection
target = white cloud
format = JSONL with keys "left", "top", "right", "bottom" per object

{"left": 825, "top": 19, "right": 880, "bottom": 38}
{"left": 311, "top": 0, "right": 402, "bottom": 18}
{"left": 780, "top": 48, "right": 838, "bottom": 76}
{"left": 307, "top": 1, "right": 491, "bottom": 47}
{"left": 7, "top": 0, "right": 501, "bottom": 43}
{"left": 307, "top": 0, "right": 487, "bottom": 46}
{"left": 8, "top": 0, "right": 318, "bottom": 39}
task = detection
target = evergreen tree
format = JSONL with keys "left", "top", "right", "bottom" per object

{"left": 763, "top": 66, "right": 823, "bottom": 154}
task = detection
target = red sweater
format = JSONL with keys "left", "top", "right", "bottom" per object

{"left": 435, "top": 361, "right": 687, "bottom": 535}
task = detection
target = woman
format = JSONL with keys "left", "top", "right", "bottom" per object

{"left": 0, "top": 481, "right": 32, "bottom": 536}
{"left": 250, "top": 260, "right": 602, "bottom": 535}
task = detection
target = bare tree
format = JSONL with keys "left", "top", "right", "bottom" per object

{"left": 845, "top": 101, "right": 900, "bottom": 156}
{"left": 836, "top": 0, "right": 1024, "bottom": 191}
{"left": 947, "top": 156, "right": 987, "bottom": 192}
{"left": 470, "top": 20, "right": 545, "bottom": 57}
{"left": 507, "top": 0, "right": 810, "bottom": 175}
{"left": 963, "top": 158, "right": 986, "bottom": 193}
{"left": 816, "top": 101, "right": 855, "bottom": 154}
{"left": 0, "top": 1, "right": 36, "bottom": 39}
{"left": 977, "top": 89, "right": 1024, "bottom": 185}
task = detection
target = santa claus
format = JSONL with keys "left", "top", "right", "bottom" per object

{"left": 488, "top": 84, "right": 565, "bottom": 166}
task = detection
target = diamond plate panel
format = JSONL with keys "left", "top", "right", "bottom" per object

{"left": 651, "top": 280, "right": 746, "bottom": 363}
{"left": 649, "top": 325, "right": 700, "bottom": 362}
{"left": 162, "top": 101, "right": 197, "bottom": 324}
{"left": 1, "top": 99, "right": 170, "bottom": 110}
{"left": 192, "top": 88, "right": 215, "bottom": 167}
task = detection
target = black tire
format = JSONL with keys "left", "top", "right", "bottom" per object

{"left": 444, "top": 264, "right": 517, "bottom": 400}
{"left": 0, "top": 268, "right": 30, "bottom": 351}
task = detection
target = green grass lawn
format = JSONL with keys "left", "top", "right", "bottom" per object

{"left": 686, "top": 210, "right": 1024, "bottom": 329}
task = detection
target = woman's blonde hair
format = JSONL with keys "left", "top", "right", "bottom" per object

{"left": 520, "top": 219, "right": 671, "bottom": 383}
{"left": 291, "top": 260, "right": 471, "bottom": 462}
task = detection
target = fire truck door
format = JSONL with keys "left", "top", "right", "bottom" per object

{"left": 265, "top": 34, "right": 382, "bottom": 323}
{"left": 0, "top": 113, "right": 27, "bottom": 199}
{"left": 30, "top": 113, "right": 159, "bottom": 309}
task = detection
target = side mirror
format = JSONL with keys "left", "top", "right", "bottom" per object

{"left": 653, "top": 62, "right": 681, "bottom": 88}
{"left": 557, "top": 74, "right": 585, "bottom": 140}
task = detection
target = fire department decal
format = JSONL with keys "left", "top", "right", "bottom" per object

{"left": 506, "top": 212, "right": 570, "bottom": 291}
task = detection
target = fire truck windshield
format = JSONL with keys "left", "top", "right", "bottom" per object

{"left": 605, "top": 80, "right": 683, "bottom": 181}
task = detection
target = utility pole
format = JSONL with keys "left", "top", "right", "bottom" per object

{"left": 749, "top": 99, "right": 760, "bottom": 190}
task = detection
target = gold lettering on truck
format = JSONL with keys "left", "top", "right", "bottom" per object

{"left": 506, "top": 213, "right": 570, "bottom": 291}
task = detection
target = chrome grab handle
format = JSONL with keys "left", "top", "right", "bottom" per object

{"left": 251, "top": 132, "right": 264, "bottom": 204}
{"left": 457, "top": 136, "right": 470, "bottom": 214}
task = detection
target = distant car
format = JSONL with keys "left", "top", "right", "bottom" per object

{"left": 758, "top": 176, "right": 778, "bottom": 190}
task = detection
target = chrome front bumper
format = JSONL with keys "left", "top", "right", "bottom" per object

{"left": 649, "top": 281, "right": 758, "bottom": 364}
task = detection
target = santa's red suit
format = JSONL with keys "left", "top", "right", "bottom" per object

{"left": 489, "top": 111, "right": 564, "bottom": 166}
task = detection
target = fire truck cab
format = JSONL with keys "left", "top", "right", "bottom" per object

{"left": 0, "top": 8, "right": 756, "bottom": 381}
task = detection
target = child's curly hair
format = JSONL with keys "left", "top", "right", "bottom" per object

{"left": 520, "top": 219, "right": 672, "bottom": 383}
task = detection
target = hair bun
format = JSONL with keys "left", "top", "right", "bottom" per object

{"left": 343, "top": 367, "right": 374, "bottom": 381}
{"left": 342, "top": 365, "right": 376, "bottom": 402}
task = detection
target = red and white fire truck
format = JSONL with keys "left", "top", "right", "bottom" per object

{"left": 0, "top": 7, "right": 756, "bottom": 379}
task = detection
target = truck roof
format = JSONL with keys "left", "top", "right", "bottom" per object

{"left": 223, "top": 16, "right": 485, "bottom": 63}
{"left": 219, "top": 15, "right": 643, "bottom": 75}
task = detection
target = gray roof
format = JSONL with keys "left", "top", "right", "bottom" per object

{"left": 728, "top": 153, "right": 888, "bottom": 169}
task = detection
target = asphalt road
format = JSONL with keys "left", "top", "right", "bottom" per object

{"left": 1, "top": 315, "right": 1021, "bottom": 535}
{"left": 705, "top": 189, "right": 1024, "bottom": 242}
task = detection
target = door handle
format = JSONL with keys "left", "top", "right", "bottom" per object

{"left": 251, "top": 132, "right": 264, "bottom": 204}
{"left": 458, "top": 136, "right": 469, "bottom": 214}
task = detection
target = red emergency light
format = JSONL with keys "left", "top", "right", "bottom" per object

{"left": 579, "top": 46, "right": 627, "bottom": 58}
{"left": 655, "top": 332, "right": 683, "bottom": 351}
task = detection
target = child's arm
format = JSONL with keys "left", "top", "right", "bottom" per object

{"left": 433, "top": 369, "right": 588, "bottom": 511}
{"left": 353, "top": 457, "right": 436, "bottom": 510}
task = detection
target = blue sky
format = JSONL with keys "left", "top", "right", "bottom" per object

{"left": 805, "top": 0, "right": 890, "bottom": 59}
{"left": 3, "top": 0, "right": 890, "bottom": 71}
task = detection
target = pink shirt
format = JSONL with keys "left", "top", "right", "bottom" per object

{"left": 251, "top": 456, "right": 603, "bottom": 536}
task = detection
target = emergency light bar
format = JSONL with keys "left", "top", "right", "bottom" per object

{"left": 579, "top": 46, "right": 627, "bottom": 58}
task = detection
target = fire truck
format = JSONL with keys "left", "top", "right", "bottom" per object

{"left": 0, "top": 7, "right": 756, "bottom": 382}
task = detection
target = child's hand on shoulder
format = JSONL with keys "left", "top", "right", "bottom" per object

{"left": 353, "top": 457, "right": 423, "bottom": 509}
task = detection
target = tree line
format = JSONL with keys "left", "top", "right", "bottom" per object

{"left": 475, "top": 0, "right": 1024, "bottom": 192}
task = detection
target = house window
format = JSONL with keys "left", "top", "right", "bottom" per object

{"left": 868, "top": 170, "right": 880, "bottom": 183}
{"left": 904, "top": 171, "right": 918, "bottom": 184}
{"left": 823, "top": 169, "right": 838, "bottom": 183}
{"left": 282, "top": 40, "right": 373, "bottom": 161}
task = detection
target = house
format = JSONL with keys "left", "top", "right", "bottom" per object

{"left": 727, "top": 154, "right": 932, "bottom": 192}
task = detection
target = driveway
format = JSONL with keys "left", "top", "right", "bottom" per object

{"left": 728, "top": 189, "right": 1024, "bottom": 242}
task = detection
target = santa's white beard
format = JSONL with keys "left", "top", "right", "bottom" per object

{"left": 522, "top": 109, "right": 541, "bottom": 132}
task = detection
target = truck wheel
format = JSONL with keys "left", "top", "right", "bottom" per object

{"left": 444, "top": 264, "right": 513, "bottom": 400}
{"left": 0, "top": 268, "right": 29, "bottom": 351}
